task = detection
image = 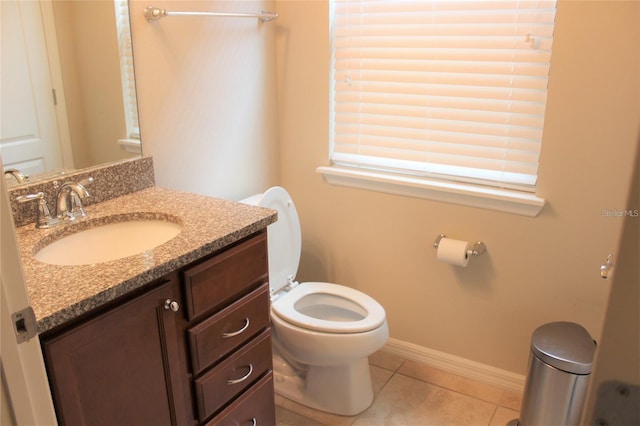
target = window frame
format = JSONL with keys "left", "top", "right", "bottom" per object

{"left": 319, "top": 0, "right": 552, "bottom": 216}
{"left": 114, "top": 0, "right": 141, "bottom": 154}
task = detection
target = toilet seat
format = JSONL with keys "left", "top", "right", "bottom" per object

{"left": 245, "top": 186, "right": 387, "bottom": 334}
{"left": 271, "top": 282, "right": 387, "bottom": 333}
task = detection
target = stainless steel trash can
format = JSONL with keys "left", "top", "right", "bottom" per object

{"left": 519, "top": 322, "right": 596, "bottom": 426}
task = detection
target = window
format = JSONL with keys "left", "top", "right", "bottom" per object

{"left": 320, "top": 0, "right": 557, "bottom": 216}
{"left": 114, "top": 0, "right": 140, "bottom": 141}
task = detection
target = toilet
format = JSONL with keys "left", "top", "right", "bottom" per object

{"left": 242, "top": 186, "right": 389, "bottom": 416}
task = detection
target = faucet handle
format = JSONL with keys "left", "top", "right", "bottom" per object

{"left": 78, "top": 176, "right": 94, "bottom": 187}
{"left": 16, "top": 192, "right": 60, "bottom": 229}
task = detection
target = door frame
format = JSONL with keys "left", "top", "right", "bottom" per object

{"left": 1, "top": 158, "right": 58, "bottom": 425}
{"left": 40, "top": 0, "right": 74, "bottom": 170}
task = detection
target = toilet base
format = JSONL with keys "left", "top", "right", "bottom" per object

{"left": 273, "top": 353, "right": 374, "bottom": 416}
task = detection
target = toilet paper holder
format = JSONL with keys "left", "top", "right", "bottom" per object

{"left": 433, "top": 234, "right": 486, "bottom": 257}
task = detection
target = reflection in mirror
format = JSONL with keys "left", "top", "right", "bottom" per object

{"left": 1, "top": 0, "right": 141, "bottom": 187}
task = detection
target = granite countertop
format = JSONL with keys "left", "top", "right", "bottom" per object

{"left": 15, "top": 187, "right": 277, "bottom": 333}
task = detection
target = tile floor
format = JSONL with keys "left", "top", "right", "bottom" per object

{"left": 275, "top": 350, "right": 523, "bottom": 426}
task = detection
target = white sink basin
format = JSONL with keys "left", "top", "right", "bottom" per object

{"left": 34, "top": 219, "right": 182, "bottom": 266}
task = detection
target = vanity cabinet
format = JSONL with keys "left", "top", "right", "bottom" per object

{"left": 41, "top": 231, "right": 275, "bottom": 426}
{"left": 181, "top": 231, "right": 275, "bottom": 424}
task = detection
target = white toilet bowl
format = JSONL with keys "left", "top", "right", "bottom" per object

{"left": 242, "top": 187, "right": 389, "bottom": 416}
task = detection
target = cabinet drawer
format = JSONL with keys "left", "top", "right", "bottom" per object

{"left": 205, "top": 372, "right": 275, "bottom": 426}
{"left": 183, "top": 232, "right": 268, "bottom": 320}
{"left": 188, "top": 284, "right": 270, "bottom": 375}
{"left": 194, "top": 330, "right": 272, "bottom": 422}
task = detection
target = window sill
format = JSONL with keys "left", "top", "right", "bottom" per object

{"left": 316, "top": 166, "right": 545, "bottom": 217}
{"left": 117, "top": 138, "right": 142, "bottom": 154}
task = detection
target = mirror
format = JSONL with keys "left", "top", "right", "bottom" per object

{"left": 1, "top": 0, "right": 141, "bottom": 186}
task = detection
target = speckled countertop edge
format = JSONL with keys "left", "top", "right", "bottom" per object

{"left": 9, "top": 156, "right": 155, "bottom": 228}
{"left": 15, "top": 186, "right": 277, "bottom": 334}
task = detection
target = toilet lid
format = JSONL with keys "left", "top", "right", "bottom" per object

{"left": 259, "top": 186, "right": 301, "bottom": 295}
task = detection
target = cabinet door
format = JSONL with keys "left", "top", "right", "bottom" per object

{"left": 42, "top": 280, "right": 188, "bottom": 426}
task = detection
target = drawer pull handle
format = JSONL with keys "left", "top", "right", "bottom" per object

{"left": 222, "top": 318, "right": 250, "bottom": 338}
{"left": 227, "top": 364, "right": 253, "bottom": 385}
{"left": 251, "top": 418, "right": 257, "bottom": 426}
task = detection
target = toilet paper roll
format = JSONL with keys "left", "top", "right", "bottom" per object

{"left": 436, "top": 238, "right": 470, "bottom": 267}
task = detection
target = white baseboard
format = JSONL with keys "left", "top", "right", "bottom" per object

{"left": 382, "top": 338, "right": 526, "bottom": 393}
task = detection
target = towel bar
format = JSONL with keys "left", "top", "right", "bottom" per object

{"left": 144, "top": 6, "right": 278, "bottom": 23}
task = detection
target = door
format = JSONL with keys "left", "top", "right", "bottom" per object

{"left": 0, "top": 161, "right": 58, "bottom": 425}
{"left": 1, "top": 0, "right": 65, "bottom": 175}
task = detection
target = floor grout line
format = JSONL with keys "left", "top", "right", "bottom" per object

{"left": 276, "top": 351, "right": 521, "bottom": 426}
{"left": 487, "top": 404, "right": 500, "bottom": 426}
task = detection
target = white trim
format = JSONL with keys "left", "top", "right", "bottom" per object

{"left": 1, "top": 165, "right": 57, "bottom": 425}
{"left": 317, "top": 165, "right": 545, "bottom": 217}
{"left": 329, "top": 1, "right": 556, "bottom": 191}
{"left": 382, "top": 337, "right": 526, "bottom": 393}
{"left": 117, "top": 138, "right": 142, "bottom": 154}
{"left": 40, "top": 0, "right": 75, "bottom": 171}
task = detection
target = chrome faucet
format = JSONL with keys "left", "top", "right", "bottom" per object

{"left": 56, "top": 177, "right": 94, "bottom": 221}
{"left": 4, "top": 168, "right": 29, "bottom": 184}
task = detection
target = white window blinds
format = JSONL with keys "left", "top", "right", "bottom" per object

{"left": 330, "top": 0, "right": 557, "bottom": 191}
{"left": 114, "top": 0, "right": 140, "bottom": 139}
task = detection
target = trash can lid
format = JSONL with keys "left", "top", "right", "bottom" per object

{"left": 531, "top": 321, "right": 596, "bottom": 374}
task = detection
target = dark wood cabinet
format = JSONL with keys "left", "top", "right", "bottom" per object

{"left": 41, "top": 278, "right": 189, "bottom": 425}
{"left": 206, "top": 372, "right": 276, "bottom": 426}
{"left": 41, "top": 231, "right": 275, "bottom": 426}
{"left": 187, "top": 284, "right": 271, "bottom": 375}
{"left": 183, "top": 231, "right": 274, "bottom": 425}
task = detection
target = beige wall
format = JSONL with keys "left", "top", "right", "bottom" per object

{"left": 584, "top": 146, "right": 639, "bottom": 423}
{"left": 52, "top": 0, "right": 90, "bottom": 167}
{"left": 129, "top": 0, "right": 279, "bottom": 200}
{"left": 1, "top": 1, "right": 637, "bottom": 420}
{"left": 129, "top": 0, "right": 638, "bottom": 376}
{"left": 275, "top": 0, "right": 639, "bottom": 375}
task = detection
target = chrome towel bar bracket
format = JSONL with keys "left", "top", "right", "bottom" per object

{"left": 600, "top": 254, "right": 615, "bottom": 279}
{"left": 433, "top": 233, "right": 486, "bottom": 257}
{"left": 144, "top": 6, "right": 278, "bottom": 23}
